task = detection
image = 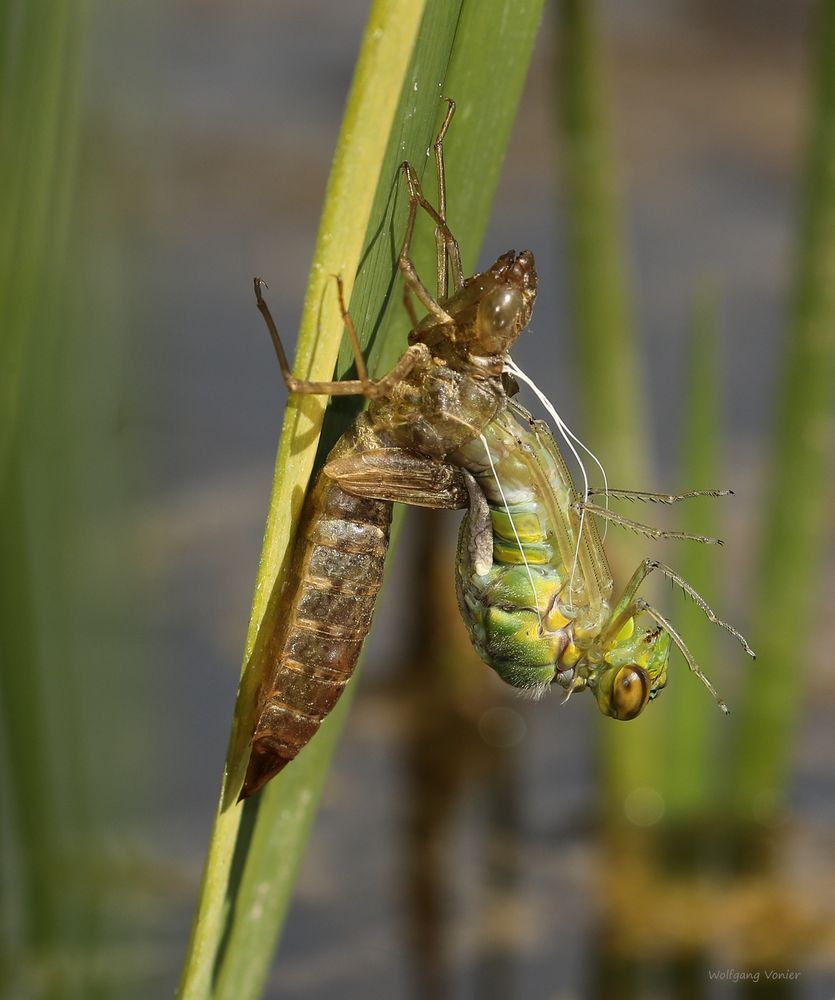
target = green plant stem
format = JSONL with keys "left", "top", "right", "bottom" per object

{"left": 179, "top": 2, "right": 544, "bottom": 996}
{"left": 556, "top": 0, "right": 658, "bottom": 822}
{"left": 732, "top": 0, "right": 835, "bottom": 821}
{"left": 661, "top": 288, "right": 721, "bottom": 820}
{"left": 0, "top": 3, "right": 93, "bottom": 997}
{"left": 0, "top": 1, "right": 84, "bottom": 484}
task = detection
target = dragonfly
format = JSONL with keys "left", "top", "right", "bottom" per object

{"left": 240, "top": 99, "right": 754, "bottom": 799}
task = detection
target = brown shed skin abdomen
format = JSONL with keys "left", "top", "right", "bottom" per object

{"left": 240, "top": 465, "right": 391, "bottom": 800}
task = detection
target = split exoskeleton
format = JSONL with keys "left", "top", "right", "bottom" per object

{"left": 242, "top": 100, "right": 754, "bottom": 800}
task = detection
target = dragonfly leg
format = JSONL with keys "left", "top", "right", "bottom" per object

{"left": 398, "top": 162, "right": 456, "bottom": 326}
{"left": 433, "top": 97, "right": 464, "bottom": 297}
{"left": 634, "top": 598, "right": 728, "bottom": 713}
{"left": 647, "top": 560, "right": 755, "bottom": 656}
{"left": 460, "top": 468, "right": 494, "bottom": 576}
{"left": 603, "top": 558, "right": 755, "bottom": 658}
{"left": 401, "top": 281, "right": 420, "bottom": 330}
{"left": 254, "top": 277, "right": 427, "bottom": 398}
{"left": 574, "top": 500, "right": 723, "bottom": 546}
{"left": 587, "top": 488, "right": 733, "bottom": 504}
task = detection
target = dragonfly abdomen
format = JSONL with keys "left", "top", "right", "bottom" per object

{"left": 456, "top": 496, "right": 570, "bottom": 694}
{"left": 241, "top": 442, "right": 391, "bottom": 799}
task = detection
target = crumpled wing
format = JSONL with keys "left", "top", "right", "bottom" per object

{"left": 324, "top": 448, "right": 468, "bottom": 509}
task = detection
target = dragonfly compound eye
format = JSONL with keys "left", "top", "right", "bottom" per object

{"left": 611, "top": 665, "right": 651, "bottom": 721}
{"left": 476, "top": 286, "right": 525, "bottom": 354}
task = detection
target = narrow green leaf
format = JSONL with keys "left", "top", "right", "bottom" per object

{"left": 177, "top": 4, "right": 436, "bottom": 993}
{"left": 179, "top": 1, "right": 545, "bottom": 996}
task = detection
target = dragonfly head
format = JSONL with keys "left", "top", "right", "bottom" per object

{"left": 589, "top": 621, "right": 670, "bottom": 721}
{"left": 472, "top": 249, "right": 537, "bottom": 356}
{"left": 410, "top": 250, "right": 537, "bottom": 362}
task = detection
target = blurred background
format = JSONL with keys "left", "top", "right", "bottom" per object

{"left": 2, "top": 1, "right": 834, "bottom": 998}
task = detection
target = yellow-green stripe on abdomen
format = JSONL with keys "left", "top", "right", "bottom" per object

{"left": 490, "top": 504, "right": 555, "bottom": 566}
{"left": 456, "top": 502, "right": 568, "bottom": 691}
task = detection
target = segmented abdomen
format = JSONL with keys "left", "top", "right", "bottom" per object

{"left": 241, "top": 449, "right": 391, "bottom": 799}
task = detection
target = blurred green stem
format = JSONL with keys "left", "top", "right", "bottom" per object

{"left": 0, "top": 1, "right": 93, "bottom": 997}
{"left": 556, "top": 0, "right": 658, "bottom": 821}
{"left": 732, "top": 0, "right": 835, "bottom": 820}
{"left": 661, "top": 288, "right": 721, "bottom": 820}
{"left": 0, "top": 1, "right": 84, "bottom": 483}
{"left": 557, "top": 0, "right": 647, "bottom": 458}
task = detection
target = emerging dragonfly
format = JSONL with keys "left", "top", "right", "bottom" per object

{"left": 241, "top": 100, "right": 754, "bottom": 799}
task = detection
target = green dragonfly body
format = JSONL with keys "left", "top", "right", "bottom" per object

{"left": 243, "top": 100, "right": 753, "bottom": 797}
{"left": 453, "top": 401, "right": 674, "bottom": 719}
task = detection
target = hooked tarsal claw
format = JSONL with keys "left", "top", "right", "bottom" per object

{"left": 560, "top": 674, "right": 584, "bottom": 706}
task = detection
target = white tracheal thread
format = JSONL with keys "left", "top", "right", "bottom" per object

{"left": 479, "top": 433, "right": 543, "bottom": 632}
{"left": 504, "top": 357, "right": 610, "bottom": 608}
